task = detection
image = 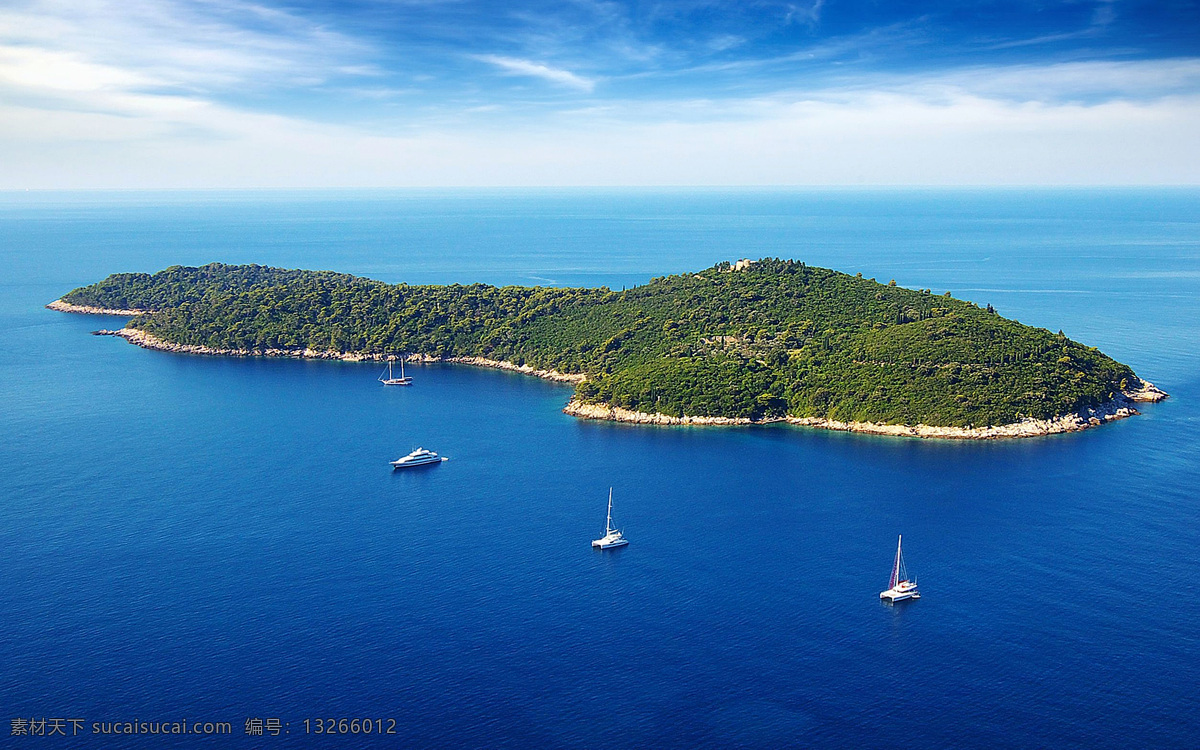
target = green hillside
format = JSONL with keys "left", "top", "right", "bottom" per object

{"left": 63, "top": 260, "right": 1142, "bottom": 427}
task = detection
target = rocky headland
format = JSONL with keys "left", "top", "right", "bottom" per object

{"left": 564, "top": 387, "right": 1166, "bottom": 440}
{"left": 47, "top": 299, "right": 148, "bottom": 316}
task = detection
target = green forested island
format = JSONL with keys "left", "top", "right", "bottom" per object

{"left": 58, "top": 259, "right": 1160, "bottom": 431}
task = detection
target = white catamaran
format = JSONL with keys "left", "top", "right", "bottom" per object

{"left": 880, "top": 534, "right": 920, "bottom": 602}
{"left": 591, "top": 488, "right": 628, "bottom": 549}
{"left": 379, "top": 358, "right": 412, "bottom": 386}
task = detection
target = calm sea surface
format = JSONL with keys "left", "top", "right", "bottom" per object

{"left": 1, "top": 189, "right": 1198, "bottom": 748}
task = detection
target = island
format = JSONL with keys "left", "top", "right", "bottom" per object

{"left": 49, "top": 259, "right": 1167, "bottom": 439}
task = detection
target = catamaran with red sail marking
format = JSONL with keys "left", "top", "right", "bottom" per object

{"left": 880, "top": 534, "right": 920, "bottom": 602}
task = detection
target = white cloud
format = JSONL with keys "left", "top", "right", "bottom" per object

{"left": 0, "top": 0, "right": 1197, "bottom": 187}
{"left": 909, "top": 59, "right": 1200, "bottom": 103}
{"left": 474, "top": 54, "right": 595, "bottom": 92}
{"left": 0, "top": 46, "right": 159, "bottom": 92}
{"left": 4, "top": 80, "right": 1198, "bottom": 188}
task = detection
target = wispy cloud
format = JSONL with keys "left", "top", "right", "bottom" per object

{"left": 0, "top": 0, "right": 375, "bottom": 101}
{"left": 610, "top": 19, "right": 931, "bottom": 85}
{"left": 785, "top": 0, "right": 825, "bottom": 28}
{"left": 981, "top": 0, "right": 1118, "bottom": 51}
{"left": 474, "top": 54, "right": 595, "bottom": 91}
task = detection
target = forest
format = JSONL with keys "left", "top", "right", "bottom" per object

{"left": 63, "top": 259, "right": 1141, "bottom": 427}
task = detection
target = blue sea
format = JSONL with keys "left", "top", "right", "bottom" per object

{"left": 1, "top": 189, "right": 1198, "bottom": 748}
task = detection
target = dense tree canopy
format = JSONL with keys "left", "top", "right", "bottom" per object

{"left": 64, "top": 260, "right": 1140, "bottom": 427}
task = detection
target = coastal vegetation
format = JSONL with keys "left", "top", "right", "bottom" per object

{"left": 62, "top": 260, "right": 1145, "bottom": 427}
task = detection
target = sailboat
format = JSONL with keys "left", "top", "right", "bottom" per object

{"left": 379, "top": 357, "right": 412, "bottom": 386}
{"left": 591, "top": 488, "right": 628, "bottom": 549}
{"left": 879, "top": 534, "right": 920, "bottom": 602}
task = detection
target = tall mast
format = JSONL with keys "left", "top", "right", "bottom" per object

{"left": 606, "top": 488, "right": 614, "bottom": 533}
{"left": 890, "top": 535, "right": 902, "bottom": 588}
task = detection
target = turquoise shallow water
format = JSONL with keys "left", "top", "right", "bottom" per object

{"left": 1, "top": 189, "right": 1198, "bottom": 748}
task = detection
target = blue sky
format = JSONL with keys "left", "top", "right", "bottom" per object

{"left": 2, "top": 0, "right": 1198, "bottom": 187}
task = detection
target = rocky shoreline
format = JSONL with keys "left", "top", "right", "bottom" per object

{"left": 63, "top": 301, "right": 1168, "bottom": 440}
{"left": 564, "top": 379, "right": 1167, "bottom": 440}
{"left": 89, "top": 327, "right": 586, "bottom": 384}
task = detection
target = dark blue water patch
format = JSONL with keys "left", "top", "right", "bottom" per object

{"left": 1, "top": 189, "right": 1198, "bottom": 748}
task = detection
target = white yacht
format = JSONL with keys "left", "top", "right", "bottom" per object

{"left": 880, "top": 534, "right": 920, "bottom": 602}
{"left": 390, "top": 448, "right": 446, "bottom": 469}
{"left": 379, "top": 359, "right": 412, "bottom": 386}
{"left": 591, "top": 488, "right": 628, "bottom": 549}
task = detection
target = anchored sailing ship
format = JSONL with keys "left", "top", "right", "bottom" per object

{"left": 591, "top": 488, "right": 628, "bottom": 549}
{"left": 879, "top": 534, "right": 920, "bottom": 602}
{"left": 379, "top": 358, "right": 412, "bottom": 386}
